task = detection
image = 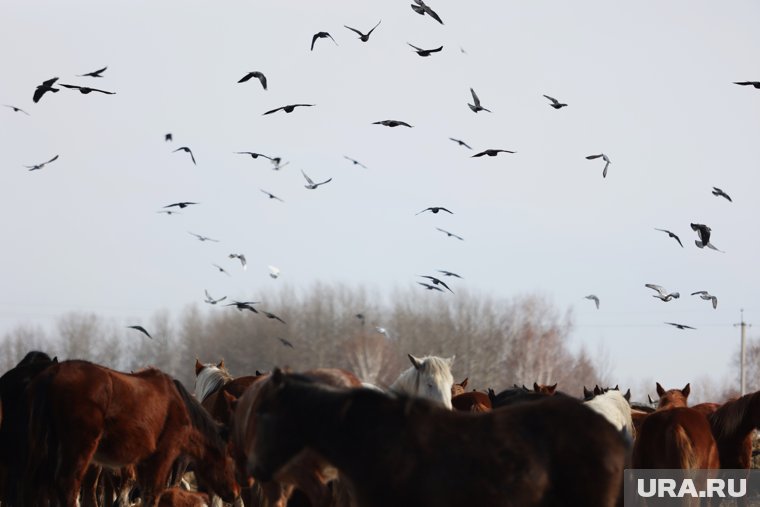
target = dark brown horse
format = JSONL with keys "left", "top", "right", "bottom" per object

{"left": 248, "top": 369, "right": 627, "bottom": 507}
{"left": 24, "top": 360, "right": 239, "bottom": 507}
{"left": 451, "top": 390, "right": 492, "bottom": 412}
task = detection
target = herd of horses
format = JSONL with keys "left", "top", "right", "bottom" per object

{"left": 0, "top": 350, "right": 759, "bottom": 506}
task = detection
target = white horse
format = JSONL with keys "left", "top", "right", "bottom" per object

{"left": 583, "top": 389, "right": 634, "bottom": 438}
{"left": 389, "top": 354, "right": 455, "bottom": 409}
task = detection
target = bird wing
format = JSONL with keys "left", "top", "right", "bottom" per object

{"left": 189, "top": 150, "right": 196, "bottom": 165}
{"left": 238, "top": 72, "right": 254, "bottom": 83}
{"left": 59, "top": 84, "right": 82, "bottom": 90}
{"left": 603, "top": 161, "right": 609, "bottom": 178}
{"left": 311, "top": 33, "right": 319, "bottom": 50}
{"left": 471, "top": 151, "right": 486, "bottom": 158}
{"left": 87, "top": 66, "right": 108, "bottom": 76}
{"left": 645, "top": 284, "right": 666, "bottom": 296}
{"left": 586, "top": 154, "right": 603, "bottom": 160}
{"left": 263, "top": 106, "right": 283, "bottom": 115}
{"left": 543, "top": 94, "right": 558, "bottom": 104}
{"left": 301, "top": 170, "right": 315, "bottom": 185}
{"left": 711, "top": 296, "right": 717, "bottom": 309}
{"left": 368, "top": 20, "right": 382, "bottom": 35}
{"left": 45, "top": 155, "right": 59, "bottom": 165}
{"left": 316, "top": 178, "right": 332, "bottom": 186}
{"left": 255, "top": 73, "right": 267, "bottom": 89}
{"left": 90, "top": 87, "right": 115, "bottom": 94}
{"left": 327, "top": 33, "right": 338, "bottom": 45}
{"left": 398, "top": 121, "right": 412, "bottom": 127}
{"left": 470, "top": 88, "right": 481, "bottom": 106}
{"left": 344, "top": 25, "right": 363, "bottom": 36}
{"left": 128, "top": 326, "right": 152, "bottom": 339}
{"left": 408, "top": 43, "right": 423, "bottom": 51}
{"left": 425, "top": 5, "right": 444, "bottom": 24}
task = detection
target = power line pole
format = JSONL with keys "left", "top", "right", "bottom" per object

{"left": 734, "top": 309, "right": 752, "bottom": 396}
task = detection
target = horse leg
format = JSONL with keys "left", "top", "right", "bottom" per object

{"left": 138, "top": 451, "right": 183, "bottom": 507}
{"left": 55, "top": 432, "right": 102, "bottom": 507}
{"left": 80, "top": 465, "right": 101, "bottom": 507}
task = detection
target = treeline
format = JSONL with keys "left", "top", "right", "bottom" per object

{"left": 0, "top": 284, "right": 625, "bottom": 394}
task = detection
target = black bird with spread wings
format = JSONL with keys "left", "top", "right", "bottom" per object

{"left": 278, "top": 337, "right": 295, "bottom": 348}
{"left": 468, "top": 88, "right": 490, "bottom": 113}
{"left": 418, "top": 282, "right": 444, "bottom": 292}
{"left": 164, "top": 201, "right": 198, "bottom": 209}
{"left": 665, "top": 322, "right": 696, "bottom": 330}
{"left": 173, "top": 146, "right": 196, "bottom": 165}
{"left": 127, "top": 325, "right": 153, "bottom": 339}
{"left": 585, "top": 295, "right": 600, "bottom": 310}
{"left": 238, "top": 71, "right": 267, "bottom": 90}
{"left": 472, "top": 149, "right": 515, "bottom": 157}
{"left": 586, "top": 153, "right": 611, "bottom": 178}
{"left": 311, "top": 32, "right": 338, "bottom": 51}
{"left": 263, "top": 104, "right": 315, "bottom": 115}
{"left": 437, "top": 269, "right": 463, "bottom": 279}
{"left": 543, "top": 94, "right": 568, "bottom": 109}
{"left": 226, "top": 301, "right": 259, "bottom": 313}
{"left": 712, "top": 187, "right": 732, "bottom": 202}
{"left": 188, "top": 232, "right": 219, "bottom": 242}
{"left": 33, "top": 77, "right": 59, "bottom": 103}
{"left": 4, "top": 105, "right": 30, "bottom": 115}
{"left": 449, "top": 138, "right": 472, "bottom": 149}
{"left": 212, "top": 264, "right": 230, "bottom": 276}
{"left": 416, "top": 207, "right": 453, "bottom": 215}
{"left": 410, "top": 0, "right": 444, "bottom": 24}
{"left": 262, "top": 311, "right": 287, "bottom": 324}
{"left": 59, "top": 84, "right": 115, "bottom": 95}
{"left": 229, "top": 253, "right": 247, "bottom": 270}
{"left": 654, "top": 228, "right": 684, "bottom": 248}
{"left": 408, "top": 43, "right": 443, "bottom": 57}
{"left": 373, "top": 119, "right": 413, "bottom": 128}
{"left": 344, "top": 156, "right": 367, "bottom": 168}
{"left": 78, "top": 66, "right": 108, "bottom": 78}
{"left": 437, "top": 227, "right": 463, "bottom": 240}
{"left": 344, "top": 20, "right": 381, "bottom": 42}
{"left": 734, "top": 81, "right": 760, "bottom": 89}
{"left": 25, "top": 155, "right": 59, "bottom": 171}
{"left": 420, "top": 275, "right": 453, "bottom": 293}
{"left": 690, "top": 223, "right": 723, "bottom": 251}
{"left": 236, "top": 151, "right": 272, "bottom": 160}
{"left": 261, "top": 189, "right": 284, "bottom": 202}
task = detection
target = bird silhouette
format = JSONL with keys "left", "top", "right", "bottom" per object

{"left": 586, "top": 153, "right": 611, "bottom": 178}
{"left": 311, "top": 32, "right": 338, "bottom": 51}
{"left": 173, "top": 146, "right": 196, "bottom": 165}
{"left": 472, "top": 149, "right": 515, "bottom": 157}
{"left": 734, "top": 81, "right": 760, "bottom": 89}
{"left": 645, "top": 284, "right": 680, "bottom": 302}
{"left": 302, "top": 169, "right": 332, "bottom": 189}
{"left": 226, "top": 301, "right": 259, "bottom": 313}
{"left": 33, "top": 77, "right": 59, "bottom": 103}
{"left": 712, "top": 187, "right": 732, "bottom": 202}
{"left": 410, "top": 0, "right": 444, "bottom": 24}
{"left": 344, "top": 20, "right": 381, "bottom": 42}
{"left": 262, "top": 311, "right": 286, "bottom": 324}
{"left": 418, "top": 282, "right": 444, "bottom": 292}
{"left": 164, "top": 201, "right": 198, "bottom": 209}
{"left": 665, "top": 322, "right": 696, "bottom": 330}
{"left": 373, "top": 120, "right": 413, "bottom": 128}
{"left": 416, "top": 207, "right": 453, "bottom": 215}
{"left": 59, "top": 84, "right": 115, "bottom": 95}
{"left": 690, "top": 223, "right": 722, "bottom": 251}
{"left": 204, "top": 290, "right": 227, "bottom": 305}
{"left": 4, "top": 105, "right": 30, "bottom": 115}
{"left": 436, "top": 227, "right": 463, "bottom": 240}
{"left": 188, "top": 232, "right": 219, "bottom": 242}
{"left": 165, "top": 133, "right": 173, "bottom": 142}
{"left": 543, "top": 94, "right": 568, "bottom": 109}
{"left": 467, "top": 88, "right": 491, "bottom": 113}
{"left": 78, "top": 66, "right": 108, "bottom": 78}
{"left": 270, "top": 157, "right": 289, "bottom": 170}
{"left": 277, "top": 337, "right": 295, "bottom": 348}
{"left": 236, "top": 151, "right": 272, "bottom": 160}
{"left": 420, "top": 275, "right": 453, "bottom": 293}
{"left": 260, "top": 189, "right": 284, "bottom": 202}
{"left": 238, "top": 71, "right": 267, "bottom": 90}
{"left": 263, "top": 104, "right": 315, "bottom": 115}
{"left": 127, "top": 325, "right": 153, "bottom": 339}
{"left": 268, "top": 265, "right": 281, "bottom": 279}
{"left": 408, "top": 43, "right": 443, "bottom": 57}
{"left": 25, "top": 155, "right": 59, "bottom": 171}
{"left": 437, "top": 269, "right": 463, "bottom": 279}
{"left": 229, "top": 253, "right": 247, "bottom": 270}
{"left": 344, "top": 156, "right": 367, "bottom": 168}
{"left": 654, "top": 228, "right": 684, "bottom": 248}
{"left": 212, "top": 264, "right": 230, "bottom": 276}
{"left": 449, "top": 138, "right": 472, "bottom": 149}
{"left": 585, "top": 295, "right": 600, "bottom": 309}
{"left": 156, "top": 210, "right": 181, "bottom": 216}
{"left": 691, "top": 291, "right": 718, "bottom": 309}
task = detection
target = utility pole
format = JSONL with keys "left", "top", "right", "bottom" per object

{"left": 734, "top": 309, "right": 752, "bottom": 396}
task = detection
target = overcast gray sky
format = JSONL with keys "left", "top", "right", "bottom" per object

{"left": 1, "top": 0, "right": 759, "bottom": 392}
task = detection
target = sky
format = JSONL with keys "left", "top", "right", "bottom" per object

{"left": 1, "top": 1, "right": 759, "bottom": 394}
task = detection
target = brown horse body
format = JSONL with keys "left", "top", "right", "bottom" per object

{"left": 24, "top": 360, "right": 238, "bottom": 507}
{"left": 451, "top": 390, "right": 492, "bottom": 412}
{"left": 248, "top": 370, "right": 627, "bottom": 507}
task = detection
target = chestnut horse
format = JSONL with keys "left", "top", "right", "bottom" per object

{"left": 23, "top": 360, "right": 239, "bottom": 507}
{"left": 451, "top": 390, "right": 492, "bottom": 412}
{"left": 248, "top": 369, "right": 627, "bottom": 507}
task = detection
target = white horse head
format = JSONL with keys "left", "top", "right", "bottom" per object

{"left": 583, "top": 389, "right": 634, "bottom": 438}
{"left": 390, "top": 353, "right": 455, "bottom": 409}
{"left": 193, "top": 358, "right": 232, "bottom": 402}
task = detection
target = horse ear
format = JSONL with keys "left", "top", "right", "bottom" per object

{"left": 533, "top": 382, "right": 540, "bottom": 392}
{"left": 682, "top": 383, "right": 691, "bottom": 398}
{"left": 614, "top": 385, "right": 619, "bottom": 391}
{"left": 52, "top": 356, "right": 58, "bottom": 363}
{"left": 255, "top": 370, "right": 264, "bottom": 376}
{"left": 648, "top": 394, "right": 656, "bottom": 405}
{"left": 446, "top": 355, "right": 456, "bottom": 366}
{"left": 549, "top": 383, "right": 557, "bottom": 394}
{"left": 217, "top": 359, "right": 225, "bottom": 369}
{"left": 656, "top": 382, "right": 665, "bottom": 397}
{"left": 271, "top": 367, "right": 284, "bottom": 386}
{"left": 522, "top": 384, "right": 529, "bottom": 391}
{"left": 624, "top": 388, "right": 631, "bottom": 401}
{"left": 408, "top": 354, "right": 423, "bottom": 370}
{"left": 195, "top": 359, "right": 203, "bottom": 375}
{"left": 461, "top": 378, "right": 468, "bottom": 389}
{"left": 583, "top": 386, "right": 592, "bottom": 398}
{"left": 594, "top": 385, "right": 603, "bottom": 395}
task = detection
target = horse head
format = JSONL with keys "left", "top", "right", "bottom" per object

{"left": 655, "top": 382, "right": 691, "bottom": 409}
{"left": 392, "top": 354, "right": 455, "bottom": 409}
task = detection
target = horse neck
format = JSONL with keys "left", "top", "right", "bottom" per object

{"left": 711, "top": 392, "right": 760, "bottom": 443}
{"left": 195, "top": 367, "right": 230, "bottom": 403}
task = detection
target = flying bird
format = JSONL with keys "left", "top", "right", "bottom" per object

{"left": 543, "top": 94, "right": 568, "bottom": 109}
{"left": 188, "top": 232, "right": 219, "bottom": 242}
{"left": 408, "top": 43, "right": 443, "bottom": 57}
{"left": 25, "top": 154, "right": 59, "bottom": 171}
{"left": 586, "top": 153, "right": 611, "bottom": 178}
{"left": 654, "top": 228, "right": 684, "bottom": 248}
{"left": 229, "top": 253, "right": 247, "bottom": 270}
{"left": 277, "top": 337, "right": 295, "bottom": 348}
{"left": 59, "top": 84, "right": 115, "bottom": 95}
{"left": 416, "top": 207, "right": 453, "bottom": 215}
{"left": 467, "top": 88, "right": 491, "bottom": 113}
{"left": 437, "top": 269, "right": 463, "bottom": 279}
{"left": 712, "top": 187, "right": 732, "bottom": 202}
{"left": 472, "top": 149, "right": 515, "bottom": 157}
{"left": 665, "top": 322, "right": 696, "bottom": 330}
{"left": 212, "top": 264, "right": 230, "bottom": 276}
{"left": 645, "top": 284, "right": 680, "bottom": 302}
{"left": 449, "top": 138, "right": 472, "bottom": 149}
{"left": 204, "top": 290, "right": 227, "bottom": 305}
{"left": 165, "top": 133, "right": 173, "bottom": 142}
{"left": 311, "top": 32, "right": 338, "bottom": 51}
{"left": 263, "top": 104, "right": 315, "bottom": 115}
{"left": 238, "top": 71, "right": 267, "bottom": 90}
{"left": 127, "top": 325, "right": 152, "bottom": 339}
{"left": 373, "top": 120, "right": 413, "bottom": 128}
{"left": 262, "top": 311, "right": 286, "bottom": 324}
{"left": 690, "top": 223, "right": 722, "bottom": 251}
{"left": 235, "top": 151, "right": 272, "bottom": 160}
{"left": 302, "top": 169, "right": 332, "bottom": 189}
{"left": 691, "top": 291, "right": 718, "bottom": 309}
{"left": 78, "top": 66, "right": 108, "bottom": 78}
{"left": 173, "top": 146, "right": 196, "bottom": 165}
{"left": 410, "top": 0, "right": 444, "bottom": 24}
{"left": 4, "top": 105, "right": 30, "bottom": 115}
{"left": 436, "top": 227, "right": 463, "bottom": 240}
{"left": 344, "top": 156, "right": 367, "bottom": 169}
{"left": 418, "top": 282, "right": 444, "bottom": 292}
{"left": 344, "top": 20, "right": 381, "bottom": 42}
{"left": 226, "top": 301, "right": 259, "bottom": 313}
{"left": 734, "top": 81, "right": 760, "bottom": 89}
{"left": 260, "top": 189, "right": 284, "bottom": 202}
{"left": 268, "top": 265, "right": 281, "bottom": 279}
{"left": 33, "top": 77, "right": 59, "bottom": 103}
{"left": 156, "top": 210, "right": 181, "bottom": 215}
{"left": 164, "top": 201, "right": 198, "bottom": 209}
{"left": 419, "top": 275, "right": 453, "bottom": 293}
{"left": 585, "top": 295, "right": 600, "bottom": 310}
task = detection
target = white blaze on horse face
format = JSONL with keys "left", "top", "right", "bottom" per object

{"left": 390, "top": 354, "right": 455, "bottom": 409}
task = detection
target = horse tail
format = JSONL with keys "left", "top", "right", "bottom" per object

{"left": 24, "top": 366, "right": 57, "bottom": 505}
{"left": 672, "top": 424, "right": 698, "bottom": 469}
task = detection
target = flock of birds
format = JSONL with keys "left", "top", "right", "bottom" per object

{"left": 5, "top": 1, "right": 758, "bottom": 346}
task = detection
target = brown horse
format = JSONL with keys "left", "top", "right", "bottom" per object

{"left": 655, "top": 382, "right": 690, "bottom": 409}
{"left": 451, "top": 390, "right": 492, "bottom": 412}
{"left": 248, "top": 369, "right": 627, "bottom": 507}
{"left": 194, "top": 359, "right": 261, "bottom": 426}
{"left": 451, "top": 377, "right": 468, "bottom": 397}
{"left": 230, "top": 368, "right": 362, "bottom": 507}
{"left": 533, "top": 382, "right": 558, "bottom": 395}
{"left": 24, "top": 360, "right": 239, "bottom": 507}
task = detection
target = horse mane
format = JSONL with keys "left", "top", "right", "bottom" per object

{"left": 195, "top": 365, "right": 233, "bottom": 403}
{"left": 173, "top": 379, "right": 227, "bottom": 452}
{"left": 584, "top": 390, "right": 634, "bottom": 436}
{"left": 708, "top": 391, "right": 760, "bottom": 440}
{"left": 390, "top": 355, "right": 453, "bottom": 394}
{"left": 16, "top": 350, "right": 53, "bottom": 368}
